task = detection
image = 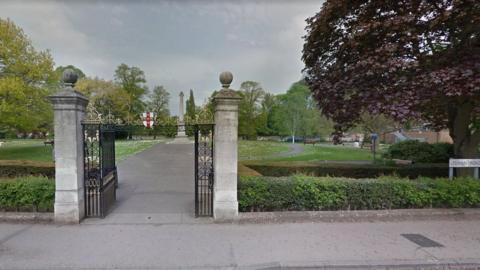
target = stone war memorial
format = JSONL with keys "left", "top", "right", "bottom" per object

{"left": 169, "top": 91, "right": 191, "bottom": 144}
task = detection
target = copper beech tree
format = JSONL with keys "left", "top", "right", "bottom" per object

{"left": 303, "top": 0, "right": 479, "bottom": 159}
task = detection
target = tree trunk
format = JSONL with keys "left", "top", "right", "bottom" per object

{"left": 448, "top": 102, "right": 480, "bottom": 177}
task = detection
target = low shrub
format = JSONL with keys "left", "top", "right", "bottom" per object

{"left": 383, "top": 140, "right": 453, "bottom": 163}
{"left": 0, "top": 160, "right": 55, "bottom": 178}
{"left": 238, "top": 175, "right": 480, "bottom": 212}
{"left": 242, "top": 161, "right": 448, "bottom": 179}
{"left": 0, "top": 176, "right": 55, "bottom": 212}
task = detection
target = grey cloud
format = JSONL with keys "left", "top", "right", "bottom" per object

{"left": 0, "top": 0, "right": 323, "bottom": 115}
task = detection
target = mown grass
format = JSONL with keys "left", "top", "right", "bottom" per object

{"left": 0, "top": 140, "right": 53, "bottom": 162}
{"left": 0, "top": 139, "right": 162, "bottom": 163}
{"left": 115, "top": 140, "right": 161, "bottom": 162}
{"left": 238, "top": 140, "right": 290, "bottom": 161}
{"left": 239, "top": 140, "right": 380, "bottom": 162}
{"left": 270, "top": 144, "right": 377, "bottom": 162}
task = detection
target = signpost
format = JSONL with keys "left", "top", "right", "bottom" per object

{"left": 142, "top": 112, "right": 156, "bottom": 129}
{"left": 449, "top": 159, "right": 480, "bottom": 180}
{"left": 371, "top": 133, "right": 378, "bottom": 162}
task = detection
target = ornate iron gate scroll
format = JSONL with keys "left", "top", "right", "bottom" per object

{"left": 193, "top": 124, "right": 214, "bottom": 217}
{"left": 82, "top": 121, "right": 117, "bottom": 218}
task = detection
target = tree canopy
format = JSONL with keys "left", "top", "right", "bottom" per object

{"left": 146, "top": 85, "right": 170, "bottom": 123}
{"left": 303, "top": 0, "right": 480, "bottom": 158}
{"left": 0, "top": 18, "right": 56, "bottom": 135}
{"left": 114, "top": 63, "right": 148, "bottom": 123}
{"left": 75, "top": 77, "right": 130, "bottom": 122}
{"left": 238, "top": 81, "right": 265, "bottom": 139}
{"left": 186, "top": 89, "right": 196, "bottom": 120}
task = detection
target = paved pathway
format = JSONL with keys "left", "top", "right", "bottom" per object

{"left": 84, "top": 142, "right": 200, "bottom": 225}
{"left": 1, "top": 219, "right": 480, "bottom": 269}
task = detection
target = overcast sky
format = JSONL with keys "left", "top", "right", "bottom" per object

{"left": 0, "top": 0, "right": 323, "bottom": 115}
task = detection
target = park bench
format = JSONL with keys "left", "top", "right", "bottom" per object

{"left": 44, "top": 140, "right": 54, "bottom": 146}
{"left": 304, "top": 139, "right": 318, "bottom": 146}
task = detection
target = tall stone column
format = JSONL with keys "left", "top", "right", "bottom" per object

{"left": 213, "top": 71, "right": 241, "bottom": 219}
{"left": 48, "top": 70, "right": 89, "bottom": 223}
{"left": 177, "top": 91, "right": 186, "bottom": 137}
{"left": 179, "top": 91, "right": 185, "bottom": 123}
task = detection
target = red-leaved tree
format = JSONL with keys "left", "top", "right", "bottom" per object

{"left": 303, "top": 0, "right": 480, "bottom": 159}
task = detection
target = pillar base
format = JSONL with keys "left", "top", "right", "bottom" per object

{"left": 54, "top": 201, "right": 84, "bottom": 224}
{"left": 213, "top": 200, "right": 238, "bottom": 220}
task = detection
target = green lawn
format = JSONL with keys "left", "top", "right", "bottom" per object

{"left": 0, "top": 139, "right": 162, "bottom": 163}
{"left": 2, "top": 139, "right": 380, "bottom": 163}
{"left": 239, "top": 140, "right": 380, "bottom": 162}
{"left": 238, "top": 140, "right": 290, "bottom": 161}
{"left": 0, "top": 140, "right": 53, "bottom": 162}
{"left": 115, "top": 140, "right": 161, "bottom": 162}
{"left": 271, "top": 144, "right": 376, "bottom": 162}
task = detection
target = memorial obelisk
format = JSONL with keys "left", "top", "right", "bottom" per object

{"left": 169, "top": 91, "right": 191, "bottom": 143}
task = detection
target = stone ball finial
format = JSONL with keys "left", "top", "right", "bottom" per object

{"left": 62, "top": 69, "right": 78, "bottom": 87}
{"left": 219, "top": 71, "right": 233, "bottom": 88}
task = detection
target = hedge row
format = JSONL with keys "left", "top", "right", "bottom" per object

{"left": 0, "top": 177, "right": 55, "bottom": 212}
{"left": 242, "top": 161, "right": 448, "bottom": 179}
{"left": 238, "top": 175, "right": 480, "bottom": 212}
{"left": 0, "top": 160, "right": 55, "bottom": 178}
{"left": 383, "top": 140, "right": 453, "bottom": 163}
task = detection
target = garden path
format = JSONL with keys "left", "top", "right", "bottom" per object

{"left": 266, "top": 143, "right": 304, "bottom": 159}
{"left": 84, "top": 142, "right": 200, "bottom": 225}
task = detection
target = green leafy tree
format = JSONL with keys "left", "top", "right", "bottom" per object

{"left": 274, "top": 81, "right": 332, "bottom": 142}
{"left": 186, "top": 89, "right": 196, "bottom": 120}
{"left": 256, "top": 93, "right": 279, "bottom": 136}
{"left": 0, "top": 18, "right": 56, "bottom": 136}
{"left": 75, "top": 77, "right": 130, "bottom": 122}
{"left": 114, "top": 63, "right": 148, "bottom": 123}
{"left": 146, "top": 85, "right": 170, "bottom": 123}
{"left": 238, "top": 81, "right": 265, "bottom": 140}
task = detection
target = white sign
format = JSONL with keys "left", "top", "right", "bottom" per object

{"left": 449, "top": 159, "right": 480, "bottom": 168}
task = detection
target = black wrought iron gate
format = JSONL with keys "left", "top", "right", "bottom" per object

{"left": 82, "top": 122, "right": 117, "bottom": 218}
{"left": 193, "top": 124, "right": 214, "bottom": 217}
{"left": 81, "top": 120, "right": 213, "bottom": 218}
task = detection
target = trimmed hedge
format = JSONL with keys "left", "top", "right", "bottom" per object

{"left": 238, "top": 175, "right": 480, "bottom": 212}
{"left": 0, "top": 177, "right": 55, "bottom": 212}
{"left": 383, "top": 140, "right": 454, "bottom": 163}
{"left": 0, "top": 160, "right": 55, "bottom": 178}
{"left": 242, "top": 161, "right": 448, "bottom": 179}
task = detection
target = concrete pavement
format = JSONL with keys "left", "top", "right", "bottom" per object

{"left": 1, "top": 219, "right": 480, "bottom": 269}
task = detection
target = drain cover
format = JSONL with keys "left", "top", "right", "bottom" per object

{"left": 401, "top": 234, "right": 444, "bottom": 247}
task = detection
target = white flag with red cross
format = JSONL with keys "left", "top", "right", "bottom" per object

{"left": 142, "top": 112, "right": 156, "bottom": 128}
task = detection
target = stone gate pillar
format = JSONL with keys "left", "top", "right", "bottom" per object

{"left": 213, "top": 71, "right": 241, "bottom": 219}
{"left": 48, "top": 70, "right": 88, "bottom": 223}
